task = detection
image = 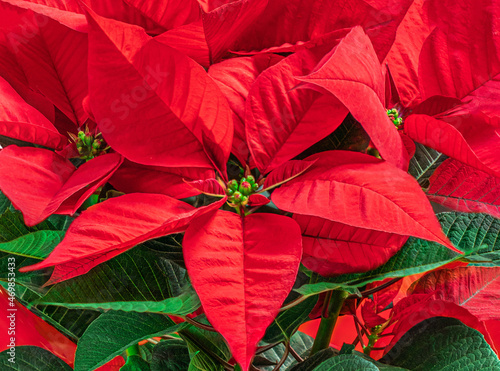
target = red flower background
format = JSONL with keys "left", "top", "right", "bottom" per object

{"left": 0, "top": 0, "right": 499, "bottom": 370}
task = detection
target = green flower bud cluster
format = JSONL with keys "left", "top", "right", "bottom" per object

{"left": 387, "top": 108, "right": 403, "bottom": 127}
{"left": 75, "top": 131, "right": 108, "bottom": 160}
{"left": 226, "top": 175, "right": 259, "bottom": 206}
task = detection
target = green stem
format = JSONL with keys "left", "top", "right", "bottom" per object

{"left": 309, "top": 289, "right": 349, "bottom": 356}
{"left": 125, "top": 343, "right": 140, "bottom": 358}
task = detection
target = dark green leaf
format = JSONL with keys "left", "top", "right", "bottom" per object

{"left": 296, "top": 114, "right": 370, "bottom": 160}
{"left": 121, "top": 355, "right": 151, "bottom": 371}
{"left": 294, "top": 283, "right": 360, "bottom": 297}
{"left": 141, "top": 234, "right": 185, "bottom": 269}
{"left": 339, "top": 343, "right": 355, "bottom": 355}
{"left": 74, "top": 311, "right": 186, "bottom": 371}
{"left": 28, "top": 305, "right": 100, "bottom": 341}
{"left": 259, "top": 332, "right": 314, "bottom": 371}
{"left": 0, "top": 230, "right": 64, "bottom": 259}
{"left": 382, "top": 317, "right": 500, "bottom": 370}
{"left": 0, "top": 190, "right": 11, "bottom": 214}
{"left": 314, "top": 211, "right": 487, "bottom": 287}
{"left": 313, "top": 354, "right": 380, "bottom": 371}
{"left": 36, "top": 246, "right": 197, "bottom": 310}
{"left": 37, "top": 286, "right": 200, "bottom": 316}
{"left": 180, "top": 319, "right": 231, "bottom": 371}
{"left": 408, "top": 143, "right": 447, "bottom": 189}
{"left": 263, "top": 296, "right": 317, "bottom": 343}
{"left": 288, "top": 348, "right": 336, "bottom": 371}
{"left": 0, "top": 346, "right": 72, "bottom": 370}
{"left": 150, "top": 340, "right": 190, "bottom": 371}
{"left": 438, "top": 212, "right": 500, "bottom": 266}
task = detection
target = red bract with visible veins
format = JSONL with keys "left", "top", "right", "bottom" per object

{"left": 86, "top": 8, "right": 233, "bottom": 175}
{"left": 183, "top": 211, "right": 303, "bottom": 371}
{"left": 0, "top": 145, "right": 123, "bottom": 226}
{"left": 1, "top": 0, "right": 494, "bottom": 369}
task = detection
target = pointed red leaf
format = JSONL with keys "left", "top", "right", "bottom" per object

{"left": 295, "top": 214, "right": 407, "bottom": 276}
{"left": 0, "top": 43, "right": 56, "bottom": 124}
{"left": 0, "top": 1, "right": 88, "bottom": 125}
{"left": 386, "top": 294, "right": 494, "bottom": 353}
{"left": 202, "top": 0, "right": 268, "bottom": 62}
{"left": 427, "top": 159, "right": 500, "bottom": 218}
{"left": 262, "top": 159, "right": 317, "bottom": 192}
{"left": 404, "top": 112, "right": 500, "bottom": 177}
{"left": 0, "top": 76, "right": 66, "bottom": 149}
{"left": 109, "top": 160, "right": 214, "bottom": 199}
{"left": 183, "top": 210, "right": 302, "bottom": 371}
{"left": 82, "top": 0, "right": 166, "bottom": 34}
{"left": 410, "top": 95, "right": 463, "bottom": 116}
{"left": 0, "top": 287, "right": 77, "bottom": 366}
{"left": 186, "top": 178, "right": 226, "bottom": 197}
{"left": 245, "top": 47, "right": 347, "bottom": 173}
{"left": 86, "top": 9, "right": 233, "bottom": 175}
{"left": 383, "top": 0, "right": 432, "bottom": 106}
{"left": 155, "top": 21, "right": 210, "bottom": 68}
{"left": 198, "top": 0, "right": 236, "bottom": 12}
{"left": 297, "top": 27, "right": 406, "bottom": 169}
{"left": 209, "top": 54, "right": 284, "bottom": 164}
{"left": 272, "top": 150, "right": 457, "bottom": 251}
{"left": 20, "top": 195, "right": 226, "bottom": 283}
{"left": 122, "top": 0, "right": 201, "bottom": 30}
{"left": 410, "top": 267, "right": 500, "bottom": 321}
{"left": 247, "top": 194, "right": 269, "bottom": 207}
{"left": 400, "top": 132, "right": 416, "bottom": 172}
{"left": 233, "top": 0, "right": 413, "bottom": 60}
{"left": 420, "top": 0, "right": 500, "bottom": 117}
{"left": 0, "top": 0, "right": 86, "bottom": 31}
{"left": 0, "top": 146, "right": 122, "bottom": 226}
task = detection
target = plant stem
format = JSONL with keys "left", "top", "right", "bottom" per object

{"left": 125, "top": 343, "right": 140, "bottom": 358}
{"left": 348, "top": 277, "right": 402, "bottom": 299}
{"left": 309, "top": 289, "right": 349, "bottom": 356}
{"left": 183, "top": 316, "right": 217, "bottom": 332}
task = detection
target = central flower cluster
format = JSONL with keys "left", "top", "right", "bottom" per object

{"left": 387, "top": 108, "right": 403, "bottom": 128}
{"left": 226, "top": 175, "right": 259, "bottom": 206}
{"left": 69, "top": 129, "right": 109, "bottom": 161}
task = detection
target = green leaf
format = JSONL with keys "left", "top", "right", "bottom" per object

{"left": 36, "top": 246, "right": 198, "bottom": 312}
{"left": 381, "top": 317, "right": 500, "bottom": 370}
{"left": 74, "top": 311, "right": 186, "bottom": 371}
{"left": 288, "top": 348, "right": 336, "bottom": 371}
{"left": 263, "top": 296, "right": 317, "bottom": 344}
{"left": 28, "top": 305, "right": 100, "bottom": 341}
{"left": 0, "top": 199, "right": 85, "bottom": 341}
{"left": 294, "top": 282, "right": 360, "bottom": 297}
{"left": 37, "top": 286, "right": 200, "bottom": 316}
{"left": 0, "top": 346, "right": 72, "bottom": 370}
{"left": 438, "top": 212, "right": 500, "bottom": 266}
{"left": 0, "top": 209, "right": 70, "bottom": 260}
{"left": 121, "top": 355, "right": 151, "bottom": 371}
{"left": 408, "top": 143, "right": 447, "bottom": 189}
{"left": 260, "top": 332, "right": 314, "bottom": 371}
{"left": 313, "top": 355, "right": 380, "bottom": 371}
{"left": 0, "top": 190, "right": 11, "bottom": 214}
{"left": 0, "top": 209, "right": 68, "bottom": 242}
{"left": 141, "top": 234, "right": 185, "bottom": 269}
{"left": 150, "top": 340, "right": 191, "bottom": 371}
{"left": 0, "top": 230, "right": 65, "bottom": 259}
{"left": 297, "top": 114, "right": 370, "bottom": 159}
{"left": 180, "top": 319, "right": 231, "bottom": 371}
{"left": 339, "top": 343, "right": 355, "bottom": 355}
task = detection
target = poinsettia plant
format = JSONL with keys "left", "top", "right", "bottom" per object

{"left": 1, "top": 0, "right": 500, "bottom": 370}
